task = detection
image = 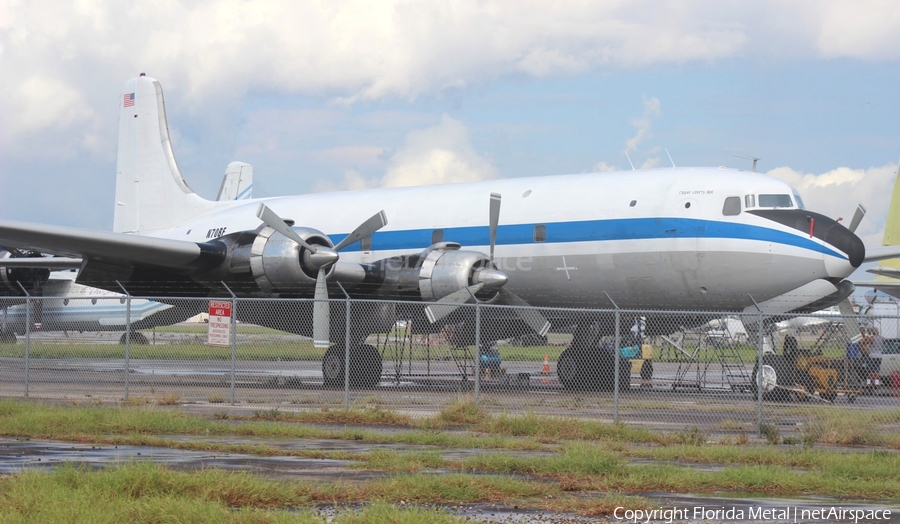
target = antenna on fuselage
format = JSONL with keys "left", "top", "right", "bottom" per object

{"left": 665, "top": 148, "right": 676, "bottom": 168}
{"left": 624, "top": 152, "right": 636, "bottom": 171}
{"left": 733, "top": 155, "right": 759, "bottom": 172}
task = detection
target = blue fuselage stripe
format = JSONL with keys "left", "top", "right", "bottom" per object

{"left": 329, "top": 217, "right": 845, "bottom": 260}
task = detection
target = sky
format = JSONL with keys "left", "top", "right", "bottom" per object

{"left": 2, "top": 1, "right": 900, "bottom": 277}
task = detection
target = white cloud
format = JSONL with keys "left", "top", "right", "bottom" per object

{"left": 593, "top": 161, "right": 618, "bottom": 172}
{"left": 312, "top": 115, "right": 497, "bottom": 191}
{"left": 593, "top": 96, "right": 661, "bottom": 171}
{"left": 768, "top": 163, "right": 900, "bottom": 240}
{"left": 381, "top": 115, "right": 497, "bottom": 187}
{"left": 315, "top": 169, "right": 377, "bottom": 193}
{"left": 625, "top": 96, "right": 661, "bottom": 153}
{"left": 4, "top": 0, "right": 899, "bottom": 148}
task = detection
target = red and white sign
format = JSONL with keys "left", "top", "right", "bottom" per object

{"left": 207, "top": 300, "right": 232, "bottom": 346}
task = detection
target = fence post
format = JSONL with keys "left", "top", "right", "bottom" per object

{"left": 24, "top": 292, "right": 31, "bottom": 398}
{"left": 117, "top": 282, "right": 132, "bottom": 400}
{"left": 605, "top": 292, "right": 620, "bottom": 422}
{"left": 221, "top": 283, "right": 238, "bottom": 406}
{"left": 337, "top": 283, "right": 351, "bottom": 410}
{"left": 748, "top": 295, "right": 764, "bottom": 436}
{"left": 474, "top": 302, "right": 481, "bottom": 401}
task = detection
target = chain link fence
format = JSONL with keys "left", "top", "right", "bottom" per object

{"left": 2, "top": 295, "right": 900, "bottom": 436}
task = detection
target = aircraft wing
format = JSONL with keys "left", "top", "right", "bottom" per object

{"left": 863, "top": 246, "right": 900, "bottom": 263}
{"left": 0, "top": 257, "right": 83, "bottom": 269}
{"left": 852, "top": 280, "right": 900, "bottom": 300}
{"left": 0, "top": 219, "right": 221, "bottom": 272}
{"left": 866, "top": 267, "right": 900, "bottom": 279}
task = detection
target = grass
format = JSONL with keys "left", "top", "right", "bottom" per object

{"left": 0, "top": 341, "right": 326, "bottom": 361}
{"left": 0, "top": 463, "right": 495, "bottom": 523}
{"left": 2, "top": 397, "right": 900, "bottom": 520}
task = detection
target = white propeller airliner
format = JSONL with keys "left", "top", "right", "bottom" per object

{"left": 1, "top": 74, "right": 896, "bottom": 389}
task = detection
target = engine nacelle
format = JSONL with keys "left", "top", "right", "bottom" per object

{"left": 213, "top": 226, "right": 335, "bottom": 295}
{"left": 365, "top": 243, "right": 499, "bottom": 301}
{"left": 418, "top": 244, "right": 494, "bottom": 301}
{"left": 0, "top": 249, "right": 50, "bottom": 297}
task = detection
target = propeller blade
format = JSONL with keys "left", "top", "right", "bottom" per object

{"left": 498, "top": 289, "right": 551, "bottom": 336}
{"left": 488, "top": 193, "right": 501, "bottom": 265}
{"left": 333, "top": 210, "right": 388, "bottom": 252}
{"left": 837, "top": 298, "right": 862, "bottom": 343}
{"left": 848, "top": 204, "right": 866, "bottom": 233}
{"left": 312, "top": 268, "right": 330, "bottom": 348}
{"left": 424, "top": 284, "right": 484, "bottom": 323}
{"left": 256, "top": 204, "right": 317, "bottom": 253}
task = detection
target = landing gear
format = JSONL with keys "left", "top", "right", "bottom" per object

{"left": 751, "top": 354, "right": 799, "bottom": 402}
{"left": 0, "top": 329, "right": 16, "bottom": 344}
{"left": 558, "top": 346, "right": 630, "bottom": 392}
{"left": 119, "top": 332, "right": 149, "bottom": 345}
{"left": 322, "top": 344, "right": 383, "bottom": 389}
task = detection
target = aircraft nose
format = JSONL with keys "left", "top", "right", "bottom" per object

{"left": 747, "top": 209, "right": 865, "bottom": 269}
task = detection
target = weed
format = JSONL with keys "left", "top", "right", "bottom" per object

{"left": 252, "top": 408, "right": 282, "bottom": 421}
{"left": 437, "top": 397, "right": 485, "bottom": 425}
{"left": 155, "top": 394, "right": 181, "bottom": 406}
{"left": 759, "top": 423, "right": 781, "bottom": 445}
{"left": 719, "top": 419, "right": 750, "bottom": 431}
{"left": 122, "top": 396, "right": 150, "bottom": 406}
{"left": 206, "top": 395, "right": 225, "bottom": 404}
{"left": 674, "top": 427, "right": 707, "bottom": 446}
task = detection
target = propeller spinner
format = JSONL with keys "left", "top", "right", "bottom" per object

{"left": 256, "top": 204, "right": 387, "bottom": 348}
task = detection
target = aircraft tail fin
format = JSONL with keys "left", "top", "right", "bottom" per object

{"left": 875, "top": 161, "right": 900, "bottom": 279}
{"left": 114, "top": 74, "right": 216, "bottom": 234}
{"left": 216, "top": 162, "right": 254, "bottom": 201}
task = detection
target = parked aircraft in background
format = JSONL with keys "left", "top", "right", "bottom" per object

{"left": 853, "top": 162, "right": 900, "bottom": 299}
{"left": 0, "top": 162, "right": 254, "bottom": 343}
{"left": 0, "top": 74, "right": 896, "bottom": 389}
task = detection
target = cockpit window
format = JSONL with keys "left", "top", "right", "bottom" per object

{"left": 745, "top": 195, "right": 756, "bottom": 208}
{"left": 722, "top": 196, "right": 741, "bottom": 216}
{"left": 758, "top": 194, "right": 793, "bottom": 208}
{"left": 793, "top": 193, "right": 805, "bottom": 209}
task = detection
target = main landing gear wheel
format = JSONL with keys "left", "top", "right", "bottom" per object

{"left": 557, "top": 347, "right": 582, "bottom": 390}
{"left": 557, "top": 347, "right": 630, "bottom": 392}
{"left": 640, "top": 360, "right": 653, "bottom": 381}
{"left": 322, "top": 344, "right": 383, "bottom": 389}
{"left": 119, "top": 332, "right": 149, "bottom": 345}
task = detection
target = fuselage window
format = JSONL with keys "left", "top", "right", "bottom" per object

{"left": 629, "top": 200, "right": 637, "bottom": 207}
{"left": 745, "top": 195, "right": 756, "bottom": 208}
{"left": 63, "top": 299, "right": 69, "bottom": 306}
{"left": 91, "top": 298, "right": 97, "bottom": 305}
{"left": 758, "top": 194, "right": 792, "bottom": 208}
{"left": 722, "top": 196, "right": 741, "bottom": 216}
{"left": 431, "top": 229, "right": 444, "bottom": 244}
{"left": 533, "top": 224, "right": 547, "bottom": 242}
{"left": 360, "top": 236, "right": 372, "bottom": 250}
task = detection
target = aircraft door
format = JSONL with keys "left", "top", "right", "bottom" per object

{"left": 669, "top": 197, "right": 702, "bottom": 273}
